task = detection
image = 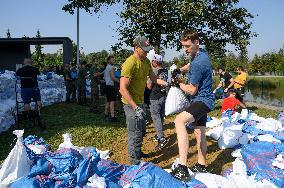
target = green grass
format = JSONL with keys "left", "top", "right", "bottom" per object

{"left": 0, "top": 100, "right": 126, "bottom": 163}
{"left": 0, "top": 99, "right": 280, "bottom": 164}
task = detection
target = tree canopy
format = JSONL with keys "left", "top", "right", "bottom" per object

{"left": 115, "top": 0, "right": 256, "bottom": 57}
{"left": 62, "top": 0, "right": 256, "bottom": 57}
{"left": 62, "top": 0, "right": 118, "bottom": 14}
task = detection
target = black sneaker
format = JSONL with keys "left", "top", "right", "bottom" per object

{"left": 191, "top": 163, "right": 209, "bottom": 173}
{"left": 171, "top": 164, "right": 191, "bottom": 182}
{"left": 152, "top": 135, "right": 159, "bottom": 142}
{"left": 155, "top": 137, "right": 170, "bottom": 150}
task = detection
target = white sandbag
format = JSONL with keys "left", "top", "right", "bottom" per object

{"left": 165, "top": 87, "right": 190, "bottom": 116}
{"left": 231, "top": 149, "right": 242, "bottom": 158}
{"left": 206, "top": 125, "right": 224, "bottom": 140}
{"left": 240, "top": 109, "right": 249, "bottom": 119}
{"left": 226, "top": 173, "right": 277, "bottom": 188}
{"left": 256, "top": 134, "right": 281, "bottom": 143}
{"left": 255, "top": 118, "right": 281, "bottom": 132}
{"left": 193, "top": 173, "right": 236, "bottom": 188}
{"left": 232, "top": 158, "right": 247, "bottom": 175}
{"left": 206, "top": 117, "right": 222, "bottom": 129}
{"left": 58, "top": 133, "right": 110, "bottom": 159}
{"left": 87, "top": 175, "right": 106, "bottom": 188}
{"left": 0, "top": 130, "right": 32, "bottom": 186}
{"left": 218, "top": 125, "right": 250, "bottom": 149}
{"left": 272, "top": 154, "right": 284, "bottom": 169}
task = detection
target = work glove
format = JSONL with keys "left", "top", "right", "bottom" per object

{"left": 134, "top": 106, "right": 146, "bottom": 120}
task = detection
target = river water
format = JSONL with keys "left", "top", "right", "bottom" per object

{"left": 244, "top": 78, "right": 284, "bottom": 107}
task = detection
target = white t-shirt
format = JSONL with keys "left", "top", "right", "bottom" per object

{"left": 104, "top": 64, "right": 114, "bottom": 86}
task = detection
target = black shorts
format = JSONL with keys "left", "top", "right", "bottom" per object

{"left": 105, "top": 85, "right": 116, "bottom": 102}
{"left": 21, "top": 88, "right": 41, "bottom": 104}
{"left": 235, "top": 87, "right": 245, "bottom": 102}
{"left": 185, "top": 101, "right": 211, "bottom": 127}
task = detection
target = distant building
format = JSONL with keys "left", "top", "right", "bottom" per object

{"left": 0, "top": 37, "right": 72, "bottom": 71}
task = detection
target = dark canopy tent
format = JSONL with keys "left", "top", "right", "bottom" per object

{"left": 0, "top": 37, "right": 73, "bottom": 71}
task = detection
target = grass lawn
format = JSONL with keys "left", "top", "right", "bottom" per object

{"left": 0, "top": 99, "right": 280, "bottom": 174}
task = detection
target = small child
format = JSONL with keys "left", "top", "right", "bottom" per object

{"left": 222, "top": 89, "right": 246, "bottom": 113}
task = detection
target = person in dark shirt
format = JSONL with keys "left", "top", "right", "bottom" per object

{"left": 16, "top": 58, "right": 41, "bottom": 113}
{"left": 147, "top": 54, "right": 169, "bottom": 150}
{"left": 213, "top": 66, "right": 234, "bottom": 97}
{"left": 63, "top": 63, "right": 72, "bottom": 103}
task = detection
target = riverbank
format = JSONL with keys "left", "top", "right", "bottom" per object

{"left": 246, "top": 101, "right": 284, "bottom": 111}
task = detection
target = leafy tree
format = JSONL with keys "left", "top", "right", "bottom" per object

{"left": 6, "top": 29, "right": 11, "bottom": 38}
{"left": 115, "top": 0, "right": 256, "bottom": 57}
{"left": 32, "top": 29, "right": 44, "bottom": 69}
{"left": 62, "top": 0, "right": 118, "bottom": 14}
{"left": 112, "top": 48, "right": 132, "bottom": 65}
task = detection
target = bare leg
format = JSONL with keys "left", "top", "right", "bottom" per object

{"left": 24, "top": 104, "right": 31, "bottom": 111}
{"left": 105, "top": 101, "right": 110, "bottom": 116}
{"left": 194, "top": 126, "right": 207, "bottom": 165}
{"left": 174, "top": 111, "right": 195, "bottom": 166}
{"left": 110, "top": 101, "right": 115, "bottom": 117}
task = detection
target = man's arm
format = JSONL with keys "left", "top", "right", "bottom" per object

{"left": 213, "top": 81, "right": 223, "bottom": 92}
{"left": 149, "top": 70, "right": 168, "bottom": 86}
{"left": 179, "top": 83, "right": 198, "bottom": 96}
{"left": 110, "top": 67, "right": 119, "bottom": 83}
{"left": 224, "top": 78, "right": 235, "bottom": 92}
{"left": 146, "top": 79, "right": 153, "bottom": 90}
{"left": 180, "top": 63, "right": 190, "bottom": 73}
{"left": 119, "top": 77, "right": 137, "bottom": 109}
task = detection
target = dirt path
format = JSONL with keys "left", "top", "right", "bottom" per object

{"left": 110, "top": 117, "right": 234, "bottom": 174}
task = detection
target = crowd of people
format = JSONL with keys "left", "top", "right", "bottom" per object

{"left": 16, "top": 28, "right": 249, "bottom": 182}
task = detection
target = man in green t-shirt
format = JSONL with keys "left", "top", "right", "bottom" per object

{"left": 120, "top": 36, "right": 168, "bottom": 164}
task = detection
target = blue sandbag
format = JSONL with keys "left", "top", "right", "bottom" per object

{"left": 241, "top": 141, "right": 284, "bottom": 187}
{"left": 28, "top": 158, "right": 52, "bottom": 177}
{"left": 119, "top": 162, "right": 206, "bottom": 188}
{"left": 95, "top": 159, "right": 129, "bottom": 184}
{"left": 23, "top": 135, "right": 50, "bottom": 161}
{"left": 75, "top": 149, "right": 100, "bottom": 187}
{"left": 10, "top": 176, "right": 55, "bottom": 188}
{"left": 46, "top": 148, "right": 83, "bottom": 175}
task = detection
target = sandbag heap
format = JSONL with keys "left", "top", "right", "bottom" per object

{"left": 0, "top": 131, "right": 206, "bottom": 188}
{"left": 0, "top": 70, "right": 66, "bottom": 133}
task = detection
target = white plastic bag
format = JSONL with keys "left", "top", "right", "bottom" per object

{"left": 58, "top": 133, "right": 110, "bottom": 159}
{"left": 0, "top": 130, "right": 32, "bottom": 186}
{"left": 87, "top": 175, "right": 106, "bottom": 188}
{"left": 165, "top": 87, "right": 190, "bottom": 116}
{"left": 206, "top": 125, "right": 224, "bottom": 140}
{"left": 218, "top": 125, "right": 250, "bottom": 149}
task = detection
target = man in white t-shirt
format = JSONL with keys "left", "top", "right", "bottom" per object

{"left": 104, "top": 55, "right": 120, "bottom": 122}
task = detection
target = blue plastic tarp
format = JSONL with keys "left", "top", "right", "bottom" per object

{"left": 241, "top": 141, "right": 284, "bottom": 187}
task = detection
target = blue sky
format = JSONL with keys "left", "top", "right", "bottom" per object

{"left": 0, "top": 0, "right": 284, "bottom": 61}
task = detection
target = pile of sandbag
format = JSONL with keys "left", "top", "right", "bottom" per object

{"left": 0, "top": 131, "right": 206, "bottom": 188}
{"left": 0, "top": 70, "right": 66, "bottom": 133}
{"left": 206, "top": 109, "right": 284, "bottom": 149}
